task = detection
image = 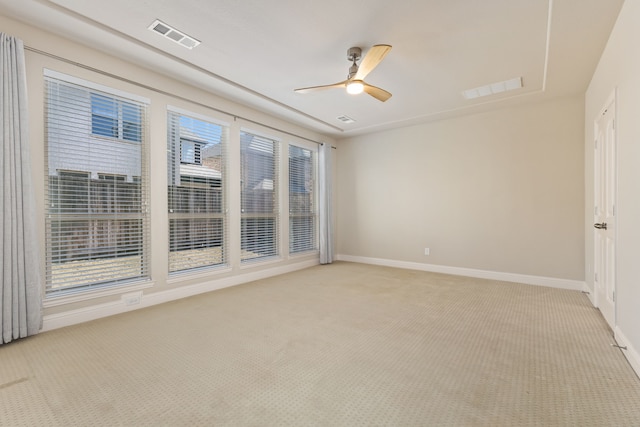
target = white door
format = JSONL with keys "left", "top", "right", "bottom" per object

{"left": 594, "top": 98, "right": 616, "bottom": 329}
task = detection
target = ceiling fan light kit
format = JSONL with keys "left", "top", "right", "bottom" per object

{"left": 294, "top": 44, "right": 392, "bottom": 102}
{"left": 346, "top": 80, "right": 364, "bottom": 94}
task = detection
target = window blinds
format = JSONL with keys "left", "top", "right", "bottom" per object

{"left": 240, "top": 131, "right": 279, "bottom": 262}
{"left": 289, "top": 145, "right": 317, "bottom": 254}
{"left": 167, "top": 111, "right": 228, "bottom": 273}
{"left": 44, "top": 76, "right": 149, "bottom": 294}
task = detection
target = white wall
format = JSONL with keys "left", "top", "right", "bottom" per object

{"left": 336, "top": 96, "right": 585, "bottom": 283}
{"left": 585, "top": 0, "right": 640, "bottom": 374}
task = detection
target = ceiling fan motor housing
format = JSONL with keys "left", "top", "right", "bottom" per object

{"left": 347, "top": 47, "right": 362, "bottom": 62}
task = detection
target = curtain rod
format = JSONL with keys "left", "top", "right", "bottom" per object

{"left": 25, "top": 46, "right": 337, "bottom": 147}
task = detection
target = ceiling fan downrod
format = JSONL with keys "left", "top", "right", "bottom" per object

{"left": 347, "top": 47, "right": 361, "bottom": 79}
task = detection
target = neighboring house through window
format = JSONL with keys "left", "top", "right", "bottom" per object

{"left": 91, "top": 93, "right": 142, "bottom": 142}
{"left": 240, "top": 131, "right": 279, "bottom": 262}
{"left": 167, "top": 109, "right": 228, "bottom": 273}
{"left": 44, "top": 70, "right": 149, "bottom": 295}
{"left": 180, "top": 138, "right": 202, "bottom": 165}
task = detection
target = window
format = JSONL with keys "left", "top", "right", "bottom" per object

{"left": 289, "top": 145, "right": 317, "bottom": 254}
{"left": 45, "top": 73, "right": 149, "bottom": 295}
{"left": 180, "top": 139, "right": 202, "bottom": 165}
{"left": 98, "top": 173, "right": 126, "bottom": 181}
{"left": 240, "top": 131, "right": 279, "bottom": 262}
{"left": 91, "top": 93, "right": 142, "bottom": 142}
{"left": 167, "top": 110, "right": 228, "bottom": 273}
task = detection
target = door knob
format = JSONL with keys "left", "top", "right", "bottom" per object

{"left": 594, "top": 222, "right": 608, "bottom": 230}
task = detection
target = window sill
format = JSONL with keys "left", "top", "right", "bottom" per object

{"left": 289, "top": 250, "right": 320, "bottom": 259}
{"left": 240, "top": 255, "right": 284, "bottom": 270}
{"left": 43, "top": 280, "right": 155, "bottom": 308}
{"left": 166, "top": 265, "right": 232, "bottom": 285}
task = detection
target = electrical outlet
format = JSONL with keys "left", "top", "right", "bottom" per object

{"left": 122, "top": 292, "right": 142, "bottom": 306}
{"left": 424, "top": 248, "right": 430, "bottom": 255}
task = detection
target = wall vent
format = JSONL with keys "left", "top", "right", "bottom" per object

{"left": 148, "top": 19, "right": 200, "bottom": 49}
{"left": 336, "top": 115, "right": 356, "bottom": 124}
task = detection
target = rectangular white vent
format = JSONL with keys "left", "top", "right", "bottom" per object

{"left": 463, "top": 77, "right": 522, "bottom": 100}
{"left": 148, "top": 19, "right": 200, "bottom": 50}
{"left": 336, "top": 115, "right": 356, "bottom": 124}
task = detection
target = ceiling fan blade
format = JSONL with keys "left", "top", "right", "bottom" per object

{"left": 294, "top": 80, "right": 348, "bottom": 94}
{"left": 363, "top": 83, "right": 392, "bottom": 102}
{"left": 354, "top": 44, "right": 392, "bottom": 81}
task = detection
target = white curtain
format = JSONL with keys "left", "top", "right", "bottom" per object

{"left": 318, "top": 143, "right": 333, "bottom": 264}
{"left": 1, "top": 33, "right": 42, "bottom": 344}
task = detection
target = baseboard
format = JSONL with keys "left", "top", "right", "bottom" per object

{"left": 42, "top": 259, "right": 319, "bottom": 332}
{"left": 42, "top": 255, "right": 586, "bottom": 332}
{"left": 584, "top": 285, "right": 596, "bottom": 305}
{"left": 335, "top": 254, "right": 586, "bottom": 291}
{"left": 614, "top": 327, "right": 640, "bottom": 379}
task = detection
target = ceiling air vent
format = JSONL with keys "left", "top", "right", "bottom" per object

{"left": 463, "top": 77, "right": 522, "bottom": 100}
{"left": 336, "top": 115, "right": 356, "bottom": 124}
{"left": 148, "top": 19, "right": 200, "bottom": 49}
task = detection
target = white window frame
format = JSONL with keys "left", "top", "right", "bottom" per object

{"left": 167, "top": 106, "right": 230, "bottom": 274}
{"left": 288, "top": 142, "right": 318, "bottom": 255}
{"left": 240, "top": 128, "right": 281, "bottom": 263}
{"left": 43, "top": 70, "right": 150, "bottom": 297}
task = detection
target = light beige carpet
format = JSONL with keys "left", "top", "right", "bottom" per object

{"left": 2, "top": 261, "right": 640, "bottom": 426}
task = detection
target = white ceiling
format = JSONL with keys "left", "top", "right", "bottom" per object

{"left": 0, "top": 0, "right": 624, "bottom": 138}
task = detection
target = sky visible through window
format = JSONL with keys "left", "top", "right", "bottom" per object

{"left": 180, "top": 116, "right": 222, "bottom": 144}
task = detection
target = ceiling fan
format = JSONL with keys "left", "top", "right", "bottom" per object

{"left": 294, "top": 44, "right": 393, "bottom": 102}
